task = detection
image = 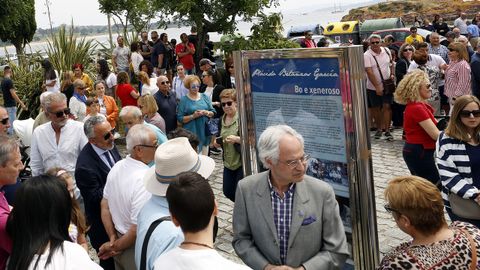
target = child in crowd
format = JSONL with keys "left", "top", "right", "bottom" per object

{"left": 46, "top": 168, "right": 89, "bottom": 251}
{"left": 84, "top": 97, "right": 105, "bottom": 123}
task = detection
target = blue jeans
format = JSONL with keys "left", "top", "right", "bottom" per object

{"left": 223, "top": 166, "right": 243, "bottom": 202}
{"left": 6, "top": 106, "right": 16, "bottom": 135}
{"left": 402, "top": 143, "right": 439, "bottom": 185}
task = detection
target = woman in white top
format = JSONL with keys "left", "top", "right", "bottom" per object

{"left": 96, "top": 59, "right": 117, "bottom": 97}
{"left": 138, "top": 71, "right": 159, "bottom": 96}
{"left": 130, "top": 42, "right": 144, "bottom": 76}
{"left": 6, "top": 175, "right": 102, "bottom": 270}
{"left": 172, "top": 64, "right": 189, "bottom": 100}
{"left": 69, "top": 79, "right": 88, "bottom": 121}
{"left": 41, "top": 59, "right": 60, "bottom": 93}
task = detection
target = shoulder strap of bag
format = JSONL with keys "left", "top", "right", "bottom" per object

{"left": 460, "top": 228, "right": 477, "bottom": 270}
{"left": 140, "top": 216, "right": 172, "bottom": 270}
{"left": 371, "top": 51, "right": 386, "bottom": 82}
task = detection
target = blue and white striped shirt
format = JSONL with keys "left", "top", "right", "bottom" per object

{"left": 268, "top": 176, "right": 295, "bottom": 265}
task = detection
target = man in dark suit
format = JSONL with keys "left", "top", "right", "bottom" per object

{"left": 233, "top": 125, "right": 349, "bottom": 269}
{"left": 75, "top": 115, "right": 121, "bottom": 270}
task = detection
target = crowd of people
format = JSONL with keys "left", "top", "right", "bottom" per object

{"left": 2, "top": 12, "right": 480, "bottom": 269}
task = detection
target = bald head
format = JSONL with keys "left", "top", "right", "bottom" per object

{"left": 156, "top": 76, "right": 170, "bottom": 93}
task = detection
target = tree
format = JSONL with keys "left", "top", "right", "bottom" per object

{"left": 0, "top": 0, "right": 36, "bottom": 60}
{"left": 98, "top": 0, "right": 157, "bottom": 42}
{"left": 155, "top": 0, "right": 279, "bottom": 62}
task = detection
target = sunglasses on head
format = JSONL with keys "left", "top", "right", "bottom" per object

{"left": 221, "top": 101, "right": 233, "bottom": 107}
{"left": 1, "top": 118, "right": 9, "bottom": 125}
{"left": 459, "top": 109, "right": 480, "bottom": 118}
{"left": 103, "top": 129, "right": 116, "bottom": 140}
{"left": 51, "top": 108, "right": 70, "bottom": 118}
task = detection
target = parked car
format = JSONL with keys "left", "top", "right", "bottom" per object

{"left": 289, "top": 35, "right": 340, "bottom": 47}
{"left": 373, "top": 28, "right": 446, "bottom": 46}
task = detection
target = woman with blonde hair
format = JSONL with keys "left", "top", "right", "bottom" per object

{"left": 394, "top": 70, "right": 439, "bottom": 184}
{"left": 177, "top": 75, "right": 215, "bottom": 154}
{"left": 60, "top": 71, "right": 75, "bottom": 106}
{"left": 444, "top": 42, "right": 471, "bottom": 107}
{"left": 436, "top": 95, "right": 480, "bottom": 228}
{"left": 138, "top": 71, "right": 158, "bottom": 96}
{"left": 379, "top": 175, "right": 480, "bottom": 269}
{"left": 138, "top": 94, "right": 166, "bottom": 133}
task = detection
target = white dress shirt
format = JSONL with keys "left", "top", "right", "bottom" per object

{"left": 103, "top": 155, "right": 151, "bottom": 234}
{"left": 91, "top": 143, "right": 114, "bottom": 169}
{"left": 69, "top": 96, "right": 87, "bottom": 121}
{"left": 30, "top": 120, "right": 88, "bottom": 198}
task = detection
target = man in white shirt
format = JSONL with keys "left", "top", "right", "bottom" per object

{"left": 454, "top": 12, "right": 468, "bottom": 36}
{"left": 99, "top": 124, "right": 156, "bottom": 270}
{"left": 30, "top": 92, "right": 88, "bottom": 200}
{"left": 154, "top": 171, "right": 250, "bottom": 270}
{"left": 112, "top": 35, "right": 131, "bottom": 73}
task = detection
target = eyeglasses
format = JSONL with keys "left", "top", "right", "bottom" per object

{"left": 403, "top": 48, "right": 414, "bottom": 52}
{"left": 459, "top": 109, "right": 480, "bottom": 118}
{"left": 280, "top": 154, "right": 310, "bottom": 169}
{"left": 160, "top": 81, "right": 170, "bottom": 85}
{"left": 221, "top": 101, "right": 233, "bottom": 107}
{"left": 50, "top": 108, "right": 70, "bottom": 118}
{"left": 103, "top": 129, "right": 115, "bottom": 140}
{"left": 191, "top": 84, "right": 200, "bottom": 89}
{"left": 1, "top": 118, "right": 9, "bottom": 125}
{"left": 411, "top": 31, "right": 417, "bottom": 33}
{"left": 370, "top": 41, "right": 380, "bottom": 45}
{"left": 135, "top": 142, "right": 159, "bottom": 149}
{"left": 384, "top": 204, "right": 400, "bottom": 214}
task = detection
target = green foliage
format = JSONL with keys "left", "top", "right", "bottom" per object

{"left": 98, "top": 0, "right": 158, "bottom": 39}
{"left": 219, "top": 13, "right": 300, "bottom": 56}
{"left": 46, "top": 24, "right": 98, "bottom": 76}
{"left": 154, "top": 0, "right": 279, "bottom": 60}
{"left": 0, "top": 0, "right": 36, "bottom": 57}
{"left": 7, "top": 54, "right": 44, "bottom": 119}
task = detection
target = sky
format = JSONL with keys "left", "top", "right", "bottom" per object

{"left": 34, "top": 0, "right": 371, "bottom": 29}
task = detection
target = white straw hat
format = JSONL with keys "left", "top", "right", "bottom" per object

{"left": 143, "top": 137, "right": 215, "bottom": 196}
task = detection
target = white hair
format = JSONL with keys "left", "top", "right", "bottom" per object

{"left": 43, "top": 92, "right": 67, "bottom": 111}
{"left": 126, "top": 124, "right": 155, "bottom": 154}
{"left": 0, "top": 135, "right": 19, "bottom": 166}
{"left": 368, "top": 34, "right": 382, "bottom": 42}
{"left": 83, "top": 115, "right": 108, "bottom": 139}
{"left": 257, "top": 125, "right": 304, "bottom": 169}
{"left": 39, "top": 92, "right": 52, "bottom": 106}
{"left": 119, "top": 105, "right": 142, "bottom": 119}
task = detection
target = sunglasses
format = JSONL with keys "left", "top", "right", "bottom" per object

{"left": 1, "top": 118, "right": 9, "bottom": 125}
{"left": 448, "top": 48, "right": 456, "bottom": 52}
{"left": 160, "top": 81, "right": 170, "bottom": 85}
{"left": 191, "top": 84, "right": 200, "bottom": 89}
{"left": 202, "top": 74, "right": 209, "bottom": 78}
{"left": 51, "top": 108, "right": 70, "bottom": 118}
{"left": 403, "top": 48, "right": 414, "bottom": 52}
{"left": 228, "top": 66, "right": 234, "bottom": 69}
{"left": 384, "top": 204, "right": 400, "bottom": 214}
{"left": 370, "top": 41, "right": 380, "bottom": 44}
{"left": 221, "top": 101, "right": 233, "bottom": 107}
{"left": 459, "top": 109, "right": 480, "bottom": 118}
{"left": 103, "top": 129, "right": 116, "bottom": 140}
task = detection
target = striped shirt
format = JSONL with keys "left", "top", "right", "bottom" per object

{"left": 268, "top": 176, "right": 295, "bottom": 265}
{"left": 444, "top": 60, "right": 471, "bottom": 98}
{"left": 436, "top": 131, "right": 480, "bottom": 207}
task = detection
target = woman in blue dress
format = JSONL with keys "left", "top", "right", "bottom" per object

{"left": 177, "top": 75, "right": 216, "bottom": 154}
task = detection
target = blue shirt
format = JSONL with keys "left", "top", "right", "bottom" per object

{"left": 268, "top": 176, "right": 295, "bottom": 265}
{"left": 468, "top": 24, "right": 480, "bottom": 38}
{"left": 144, "top": 122, "right": 168, "bottom": 145}
{"left": 135, "top": 195, "right": 184, "bottom": 270}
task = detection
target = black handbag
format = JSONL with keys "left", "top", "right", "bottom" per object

{"left": 372, "top": 48, "right": 395, "bottom": 95}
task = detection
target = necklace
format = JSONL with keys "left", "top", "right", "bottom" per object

{"left": 181, "top": 241, "right": 214, "bottom": 249}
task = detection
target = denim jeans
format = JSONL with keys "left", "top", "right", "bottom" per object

{"left": 6, "top": 106, "right": 16, "bottom": 135}
{"left": 223, "top": 166, "right": 243, "bottom": 202}
{"left": 402, "top": 143, "right": 439, "bottom": 185}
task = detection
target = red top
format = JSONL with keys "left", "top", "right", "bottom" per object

{"left": 404, "top": 102, "right": 438, "bottom": 149}
{"left": 116, "top": 83, "right": 138, "bottom": 107}
{"left": 175, "top": 43, "right": 195, "bottom": 70}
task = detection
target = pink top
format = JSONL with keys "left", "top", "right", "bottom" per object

{"left": 0, "top": 192, "right": 12, "bottom": 270}
{"left": 444, "top": 59, "right": 471, "bottom": 98}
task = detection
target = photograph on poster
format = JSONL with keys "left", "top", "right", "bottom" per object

{"left": 306, "top": 157, "right": 349, "bottom": 197}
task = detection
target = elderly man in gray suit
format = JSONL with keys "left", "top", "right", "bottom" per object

{"left": 233, "top": 125, "right": 349, "bottom": 270}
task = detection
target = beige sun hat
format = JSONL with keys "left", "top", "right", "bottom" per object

{"left": 143, "top": 137, "right": 215, "bottom": 196}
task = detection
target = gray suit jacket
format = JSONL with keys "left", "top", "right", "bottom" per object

{"left": 232, "top": 171, "right": 349, "bottom": 270}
